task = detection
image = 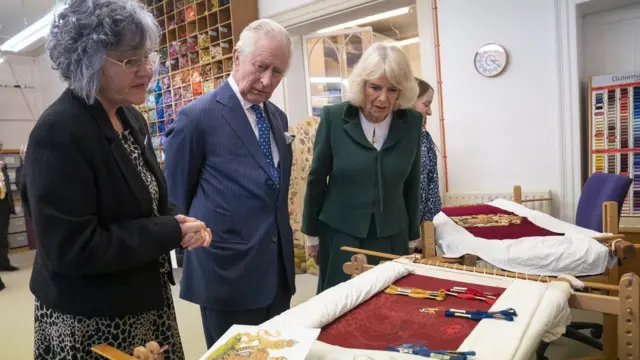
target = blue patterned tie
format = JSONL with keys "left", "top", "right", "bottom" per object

{"left": 250, "top": 104, "right": 280, "bottom": 186}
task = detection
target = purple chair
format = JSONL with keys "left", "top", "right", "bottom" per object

{"left": 537, "top": 172, "right": 632, "bottom": 359}
{"left": 575, "top": 172, "right": 632, "bottom": 232}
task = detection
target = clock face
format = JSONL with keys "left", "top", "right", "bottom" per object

{"left": 474, "top": 43, "right": 507, "bottom": 77}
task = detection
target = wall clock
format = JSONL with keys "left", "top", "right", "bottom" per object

{"left": 474, "top": 43, "right": 508, "bottom": 77}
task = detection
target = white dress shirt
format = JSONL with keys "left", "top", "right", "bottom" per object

{"left": 227, "top": 76, "right": 280, "bottom": 166}
{"left": 306, "top": 111, "right": 393, "bottom": 246}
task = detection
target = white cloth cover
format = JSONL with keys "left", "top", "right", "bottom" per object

{"left": 434, "top": 198, "right": 615, "bottom": 276}
{"left": 261, "top": 259, "right": 572, "bottom": 360}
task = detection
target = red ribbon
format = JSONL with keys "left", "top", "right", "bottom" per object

{"left": 447, "top": 288, "right": 497, "bottom": 304}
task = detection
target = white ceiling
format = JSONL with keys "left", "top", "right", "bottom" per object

{"left": 0, "top": 0, "right": 58, "bottom": 45}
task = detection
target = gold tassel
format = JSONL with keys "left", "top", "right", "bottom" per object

{"left": 384, "top": 285, "right": 447, "bottom": 301}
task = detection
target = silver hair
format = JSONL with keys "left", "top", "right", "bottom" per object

{"left": 235, "top": 19, "right": 291, "bottom": 59}
{"left": 46, "top": 0, "right": 160, "bottom": 104}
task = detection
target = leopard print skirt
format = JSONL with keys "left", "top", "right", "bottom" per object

{"left": 33, "top": 267, "right": 184, "bottom": 360}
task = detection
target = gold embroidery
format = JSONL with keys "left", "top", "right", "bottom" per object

{"left": 450, "top": 214, "right": 521, "bottom": 228}
{"left": 419, "top": 307, "right": 444, "bottom": 315}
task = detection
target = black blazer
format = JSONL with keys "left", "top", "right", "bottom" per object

{"left": 23, "top": 89, "right": 182, "bottom": 317}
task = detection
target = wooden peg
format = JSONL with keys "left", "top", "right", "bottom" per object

{"left": 343, "top": 254, "right": 371, "bottom": 276}
{"left": 513, "top": 185, "right": 522, "bottom": 204}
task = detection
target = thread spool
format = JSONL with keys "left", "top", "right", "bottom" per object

{"left": 133, "top": 346, "right": 152, "bottom": 360}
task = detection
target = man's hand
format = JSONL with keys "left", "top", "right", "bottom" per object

{"left": 306, "top": 244, "right": 319, "bottom": 263}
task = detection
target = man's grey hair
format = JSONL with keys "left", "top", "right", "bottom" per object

{"left": 235, "top": 19, "right": 291, "bottom": 59}
{"left": 46, "top": 0, "right": 160, "bottom": 104}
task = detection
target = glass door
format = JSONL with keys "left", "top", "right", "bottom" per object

{"left": 302, "top": 27, "right": 373, "bottom": 117}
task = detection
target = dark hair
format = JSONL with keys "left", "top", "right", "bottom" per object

{"left": 415, "top": 77, "right": 433, "bottom": 98}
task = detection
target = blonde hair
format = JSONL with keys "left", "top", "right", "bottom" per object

{"left": 346, "top": 43, "right": 419, "bottom": 109}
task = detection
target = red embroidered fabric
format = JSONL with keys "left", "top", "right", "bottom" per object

{"left": 441, "top": 204, "right": 562, "bottom": 240}
{"left": 318, "top": 274, "right": 506, "bottom": 351}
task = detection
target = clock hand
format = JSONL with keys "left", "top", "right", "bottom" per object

{"left": 489, "top": 59, "right": 502, "bottom": 68}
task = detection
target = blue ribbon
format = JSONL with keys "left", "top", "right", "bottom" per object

{"left": 444, "top": 308, "right": 518, "bottom": 322}
{"left": 388, "top": 344, "right": 476, "bottom": 359}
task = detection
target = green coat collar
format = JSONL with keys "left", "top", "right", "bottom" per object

{"left": 341, "top": 102, "right": 409, "bottom": 151}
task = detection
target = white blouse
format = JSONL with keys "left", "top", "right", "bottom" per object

{"left": 359, "top": 111, "right": 392, "bottom": 150}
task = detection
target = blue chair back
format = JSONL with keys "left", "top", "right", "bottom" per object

{"left": 575, "top": 172, "right": 632, "bottom": 232}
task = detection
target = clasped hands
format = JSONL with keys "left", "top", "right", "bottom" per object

{"left": 175, "top": 215, "right": 212, "bottom": 249}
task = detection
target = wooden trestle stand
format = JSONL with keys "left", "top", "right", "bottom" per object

{"left": 341, "top": 247, "right": 640, "bottom": 360}
{"left": 419, "top": 185, "right": 638, "bottom": 360}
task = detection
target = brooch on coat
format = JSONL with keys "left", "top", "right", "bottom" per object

{"left": 284, "top": 132, "right": 296, "bottom": 145}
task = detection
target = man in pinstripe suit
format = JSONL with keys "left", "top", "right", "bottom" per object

{"left": 164, "top": 19, "right": 295, "bottom": 349}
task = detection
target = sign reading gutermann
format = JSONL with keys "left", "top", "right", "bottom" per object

{"left": 591, "top": 70, "right": 640, "bottom": 88}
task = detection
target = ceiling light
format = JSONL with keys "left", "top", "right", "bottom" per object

{"left": 0, "top": 2, "right": 67, "bottom": 53}
{"left": 317, "top": 7, "right": 411, "bottom": 33}
{"left": 393, "top": 37, "right": 420, "bottom": 47}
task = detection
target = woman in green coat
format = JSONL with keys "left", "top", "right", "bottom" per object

{"left": 302, "top": 43, "right": 423, "bottom": 293}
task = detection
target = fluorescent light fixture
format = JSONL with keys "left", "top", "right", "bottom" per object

{"left": 317, "top": 7, "right": 410, "bottom": 33}
{"left": 393, "top": 37, "right": 420, "bottom": 47}
{"left": 0, "top": 2, "right": 67, "bottom": 53}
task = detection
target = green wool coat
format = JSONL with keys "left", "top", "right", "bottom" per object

{"left": 301, "top": 101, "right": 423, "bottom": 292}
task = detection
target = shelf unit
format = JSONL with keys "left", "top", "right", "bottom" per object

{"left": 138, "top": 0, "right": 258, "bottom": 165}
{"left": 587, "top": 71, "right": 640, "bottom": 228}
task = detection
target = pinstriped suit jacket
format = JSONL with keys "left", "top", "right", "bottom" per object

{"left": 163, "top": 81, "right": 295, "bottom": 310}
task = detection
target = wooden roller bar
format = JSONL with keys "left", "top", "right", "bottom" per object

{"left": 340, "top": 246, "right": 620, "bottom": 292}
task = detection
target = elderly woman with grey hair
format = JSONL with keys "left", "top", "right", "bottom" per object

{"left": 301, "top": 43, "right": 422, "bottom": 293}
{"left": 22, "top": 1, "right": 212, "bottom": 358}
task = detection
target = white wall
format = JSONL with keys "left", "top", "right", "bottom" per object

{"left": 0, "top": 55, "right": 40, "bottom": 149}
{"left": 436, "top": 0, "right": 562, "bottom": 209}
{"left": 282, "top": 36, "right": 308, "bottom": 126}
{"left": 582, "top": 3, "right": 640, "bottom": 78}
{"left": 0, "top": 53, "right": 65, "bottom": 149}
{"left": 36, "top": 53, "right": 66, "bottom": 112}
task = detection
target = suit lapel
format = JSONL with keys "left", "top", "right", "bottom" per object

{"left": 381, "top": 111, "right": 407, "bottom": 150}
{"left": 342, "top": 102, "right": 408, "bottom": 151}
{"left": 342, "top": 103, "right": 376, "bottom": 150}
{"left": 83, "top": 97, "right": 152, "bottom": 215}
{"left": 216, "top": 82, "right": 273, "bottom": 178}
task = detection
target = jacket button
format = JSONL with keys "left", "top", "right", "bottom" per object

{"left": 272, "top": 236, "right": 277, "bottom": 243}
{"left": 266, "top": 179, "right": 275, "bottom": 188}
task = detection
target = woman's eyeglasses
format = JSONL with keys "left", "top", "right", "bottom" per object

{"left": 105, "top": 52, "right": 160, "bottom": 72}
